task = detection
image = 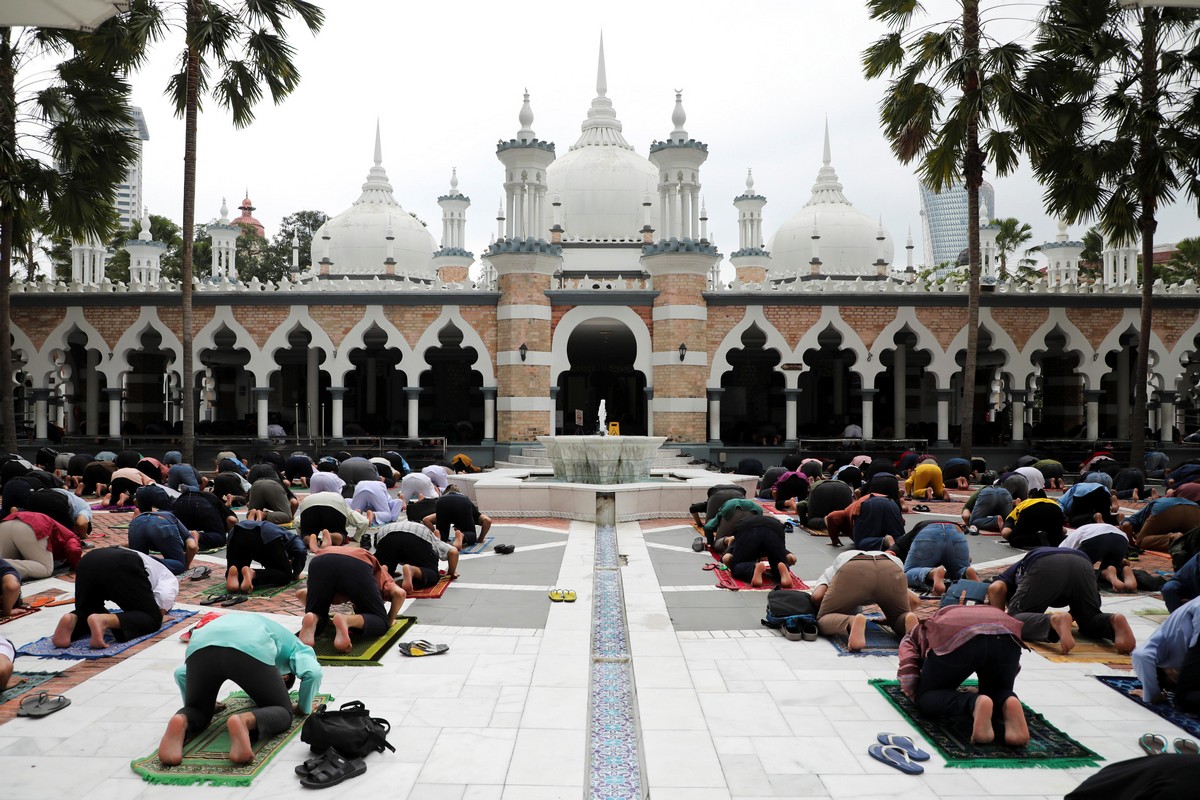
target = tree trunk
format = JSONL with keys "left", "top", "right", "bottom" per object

{"left": 0, "top": 29, "right": 18, "bottom": 452}
{"left": 1130, "top": 8, "right": 1160, "bottom": 466}
{"left": 958, "top": 0, "right": 982, "bottom": 458}
{"left": 180, "top": 0, "right": 201, "bottom": 465}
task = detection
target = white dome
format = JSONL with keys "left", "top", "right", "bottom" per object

{"left": 766, "top": 124, "right": 894, "bottom": 277}
{"left": 310, "top": 128, "right": 436, "bottom": 275}
{"left": 544, "top": 41, "right": 660, "bottom": 244}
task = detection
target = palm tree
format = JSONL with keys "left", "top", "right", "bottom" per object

{"left": 1162, "top": 237, "right": 1200, "bottom": 284}
{"left": 863, "top": 1, "right": 1036, "bottom": 456}
{"left": 1022, "top": 0, "right": 1200, "bottom": 465}
{"left": 145, "top": 0, "right": 324, "bottom": 463}
{"left": 0, "top": 24, "right": 142, "bottom": 450}
{"left": 991, "top": 217, "right": 1041, "bottom": 281}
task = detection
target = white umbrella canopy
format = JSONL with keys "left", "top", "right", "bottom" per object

{"left": 0, "top": 0, "right": 128, "bottom": 31}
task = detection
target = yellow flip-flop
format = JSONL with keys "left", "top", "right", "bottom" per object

{"left": 562, "top": 590, "right": 577, "bottom": 603}
{"left": 548, "top": 589, "right": 565, "bottom": 602}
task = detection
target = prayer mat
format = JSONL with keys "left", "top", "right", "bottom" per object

{"left": 460, "top": 536, "right": 494, "bottom": 554}
{"left": 910, "top": 501, "right": 967, "bottom": 516}
{"left": 130, "top": 690, "right": 333, "bottom": 786}
{"left": 1027, "top": 639, "right": 1132, "bottom": 670}
{"left": 313, "top": 615, "right": 416, "bottom": 666}
{"left": 827, "top": 620, "right": 900, "bottom": 656}
{"left": 409, "top": 575, "right": 452, "bottom": 599}
{"left": 754, "top": 499, "right": 783, "bottom": 515}
{"left": 16, "top": 608, "right": 196, "bottom": 660}
{"left": 871, "top": 679, "right": 1103, "bottom": 768}
{"left": 708, "top": 562, "right": 809, "bottom": 592}
{"left": 109, "top": 523, "right": 130, "bottom": 529}
{"left": 0, "top": 671, "right": 60, "bottom": 705}
{"left": 1095, "top": 675, "right": 1200, "bottom": 738}
{"left": 200, "top": 578, "right": 303, "bottom": 599}
{"left": 90, "top": 503, "right": 137, "bottom": 512}
{"left": 0, "top": 605, "right": 40, "bottom": 625}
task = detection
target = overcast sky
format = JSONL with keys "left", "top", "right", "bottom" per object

{"left": 122, "top": 0, "right": 1198, "bottom": 272}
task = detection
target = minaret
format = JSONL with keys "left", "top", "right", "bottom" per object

{"left": 1041, "top": 220, "right": 1083, "bottom": 287}
{"left": 731, "top": 168, "right": 770, "bottom": 284}
{"left": 124, "top": 206, "right": 166, "bottom": 286}
{"left": 70, "top": 237, "right": 107, "bottom": 285}
{"left": 642, "top": 87, "right": 720, "bottom": 444}
{"left": 980, "top": 220, "right": 1001, "bottom": 281}
{"left": 489, "top": 88, "right": 562, "bottom": 443}
{"left": 290, "top": 230, "right": 300, "bottom": 280}
{"left": 874, "top": 217, "right": 889, "bottom": 276}
{"left": 905, "top": 227, "right": 915, "bottom": 278}
{"left": 207, "top": 197, "right": 240, "bottom": 280}
{"left": 434, "top": 168, "right": 473, "bottom": 283}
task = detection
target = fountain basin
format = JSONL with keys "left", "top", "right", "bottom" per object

{"left": 537, "top": 435, "right": 667, "bottom": 484}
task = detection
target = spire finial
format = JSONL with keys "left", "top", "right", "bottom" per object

{"left": 219, "top": 197, "right": 228, "bottom": 222}
{"left": 670, "top": 89, "right": 687, "bottom": 140}
{"left": 374, "top": 119, "right": 382, "bottom": 167}
{"left": 517, "top": 90, "right": 535, "bottom": 140}
{"left": 745, "top": 168, "right": 755, "bottom": 193}
{"left": 138, "top": 205, "right": 153, "bottom": 241}
{"left": 596, "top": 33, "right": 607, "bottom": 98}
{"left": 450, "top": 167, "right": 459, "bottom": 193}
{"left": 823, "top": 117, "right": 831, "bottom": 166}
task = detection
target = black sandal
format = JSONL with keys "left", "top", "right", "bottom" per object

{"left": 298, "top": 748, "right": 367, "bottom": 788}
{"left": 200, "top": 593, "right": 231, "bottom": 606}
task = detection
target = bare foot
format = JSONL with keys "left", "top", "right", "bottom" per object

{"left": 750, "top": 561, "right": 769, "bottom": 588}
{"left": 847, "top": 614, "right": 868, "bottom": 651}
{"left": 900, "top": 612, "right": 919, "bottom": 636}
{"left": 331, "top": 613, "right": 353, "bottom": 653}
{"left": 1111, "top": 613, "right": 1136, "bottom": 654}
{"left": 227, "top": 712, "right": 254, "bottom": 764}
{"left": 158, "top": 713, "right": 188, "bottom": 766}
{"left": 399, "top": 567, "right": 415, "bottom": 595}
{"left": 776, "top": 562, "right": 793, "bottom": 589}
{"left": 298, "top": 612, "right": 318, "bottom": 647}
{"left": 1050, "top": 612, "right": 1076, "bottom": 655}
{"left": 88, "top": 614, "right": 110, "bottom": 649}
{"left": 226, "top": 567, "right": 240, "bottom": 594}
{"left": 971, "top": 694, "right": 995, "bottom": 744}
{"left": 930, "top": 565, "right": 947, "bottom": 596}
{"left": 240, "top": 566, "right": 255, "bottom": 594}
{"left": 925, "top": 487, "right": 934, "bottom": 500}
{"left": 52, "top": 613, "right": 77, "bottom": 648}
{"left": 1003, "top": 695, "right": 1030, "bottom": 746}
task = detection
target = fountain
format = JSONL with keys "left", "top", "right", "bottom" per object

{"left": 537, "top": 434, "right": 667, "bottom": 484}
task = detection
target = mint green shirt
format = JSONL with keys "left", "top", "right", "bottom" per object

{"left": 174, "top": 615, "right": 323, "bottom": 713}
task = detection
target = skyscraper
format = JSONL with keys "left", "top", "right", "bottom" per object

{"left": 918, "top": 178, "right": 995, "bottom": 267}
{"left": 115, "top": 106, "right": 150, "bottom": 230}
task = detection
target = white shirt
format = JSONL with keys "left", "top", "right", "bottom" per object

{"left": 422, "top": 465, "right": 450, "bottom": 490}
{"left": 297, "top": 492, "right": 369, "bottom": 537}
{"left": 1059, "top": 523, "right": 1126, "bottom": 550}
{"left": 812, "top": 550, "right": 904, "bottom": 588}
{"left": 400, "top": 472, "right": 438, "bottom": 500}
{"left": 127, "top": 548, "right": 179, "bottom": 610}
{"left": 1015, "top": 466, "right": 1046, "bottom": 491}
{"left": 0, "top": 634, "right": 14, "bottom": 663}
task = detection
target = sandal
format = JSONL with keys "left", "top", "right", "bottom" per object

{"left": 18, "top": 691, "right": 71, "bottom": 718}
{"left": 493, "top": 544, "right": 515, "bottom": 555}
{"left": 913, "top": 504, "right": 931, "bottom": 513}
{"left": 562, "top": 590, "right": 577, "bottom": 603}
{"left": 221, "top": 594, "right": 249, "bottom": 607}
{"left": 1139, "top": 733, "right": 1168, "bottom": 755}
{"left": 397, "top": 640, "right": 449, "bottom": 657}
{"left": 187, "top": 565, "right": 212, "bottom": 581}
{"left": 1174, "top": 737, "right": 1199, "bottom": 755}
{"left": 548, "top": 589, "right": 565, "bottom": 602}
{"left": 200, "top": 593, "right": 231, "bottom": 606}
{"left": 298, "top": 748, "right": 367, "bottom": 788}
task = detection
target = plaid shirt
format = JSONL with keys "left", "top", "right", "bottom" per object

{"left": 897, "top": 605, "right": 1025, "bottom": 695}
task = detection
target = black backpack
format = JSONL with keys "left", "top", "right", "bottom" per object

{"left": 301, "top": 701, "right": 395, "bottom": 758}
{"left": 761, "top": 587, "right": 816, "bottom": 628}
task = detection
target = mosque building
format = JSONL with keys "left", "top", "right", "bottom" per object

{"left": 10, "top": 43, "right": 1200, "bottom": 456}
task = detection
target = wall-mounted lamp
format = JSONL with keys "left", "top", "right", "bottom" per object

{"left": 519, "top": 342, "right": 528, "bottom": 362}
{"left": 678, "top": 343, "right": 687, "bottom": 362}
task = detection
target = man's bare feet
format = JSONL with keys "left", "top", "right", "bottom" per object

{"left": 847, "top": 613, "right": 868, "bottom": 651}
{"left": 88, "top": 614, "right": 111, "bottom": 649}
{"left": 1050, "top": 612, "right": 1076, "bottom": 655}
{"left": 1111, "top": 613, "right": 1136, "bottom": 654}
{"left": 930, "top": 565, "right": 947, "bottom": 595}
{"left": 227, "top": 712, "right": 255, "bottom": 764}
{"left": 240, "top": 566, "right": 255, "bottom": 594}
{"left": 331, "top": 613, "right": 352, "bottom": 653}
{"left": 776, "top": 562, "right": 793, "bottom": 588}
{"left": 158, "top": 713, "right": 188, "bottom": 766}
{"left": 900, "top": 611, "right": 919, "bottom": 635}
{"left": 52, "top": 613, "right": 76, "bottom": 648}
{"left": 925, "top": 487, "right": 934, "bottom": 500}
{"left": 971, "top": 694, "right": 995, "bottom": 744}
{"left": 298, "top": 612, "right": 318, "bottom": 647}
{"left": 1102, "top": 566, "right": 1126, "bottom": 592}
{"left": 751, "top": 561, "right": 769, "bottom": 588}
{"left": 226, "top": 566, "right": 240, "bottom": 594}
{"left": 399, "top": 566, "right": 415, "bottom": 595}
{"left": 1003, "top": 695, "right": 1030, "bottom": 746}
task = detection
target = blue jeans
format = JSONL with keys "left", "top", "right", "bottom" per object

{"left": 904, "top": 524, "right": 970, "bottom": 589}
{"left": 128, "top": 513, "right": 188, "bottom": 574}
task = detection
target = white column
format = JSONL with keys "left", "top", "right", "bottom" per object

{"left": 784, "top": 387, "right": 800, "bottom": 444}
{"left": 861, "top": 389, "right": 876, "bottom": 440}
{"left": 405, "top": 387, "right": 420, "bottom": 439}
{"left": 1084, "top": 390, "right": 1102, "bottom": 440}
{"left": 680, "top": 186, "right": 692, "bottom": 240}
{"left": 33, "top": 389, "right": 50, "bottom": 440}
{"left": 1010, "top": 390, "right": 1027, "bottom": 443}
{"left": 254, "top": 387, "right": 270, "bottom": 439}
{"left": 329, "top": 387, "right": 346, "bottom": 439}
{"left": 707, "top": 388, "right": 722, "bottom": 443}
{"left": 643, "top": 387, "right": 654, "bottom": 437}
{"left": 85, "top": 351, "right": 100, "bottom": 436}
{"left": 306, "top": 347, "right": 320, "bottom": 438}
{"left": 936, "top": 389, "right": 951, "bottom": 446}
{"left": 106, "top": 387, "right": 123, "bottom": 438}
{"left": 1158, "top": 391, "right": 1177, "bottom": 443}
{"left": 482, "top": 387, "right": 496, "bottom": 442}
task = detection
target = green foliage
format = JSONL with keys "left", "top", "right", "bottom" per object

{"left": 990, "top": 217, "right": 1042, "bottom": 281}
{"left": 265, "top": 209, "right": 328, "bottom": 274}
{"left": 1079, "top": 226, "right": 1104, "bottom": 282}
{"left": 1159, "top": 237, "right": 1200, "bottom": 285}
{"left": 106, "top": 214, "right": 184, "bottom": 283}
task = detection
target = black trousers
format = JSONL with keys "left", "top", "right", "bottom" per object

{"left": 1078, "top": 532, "right": 1129, "bottom": 573}
{"left": 1175, "top": 635, "right": 1200, "bottom": 715}
{"left": 300, "top": 506, "right": 347, "bottom": 538}
{"left": 1008, "top": 553, "right": 1114, "bottom": 642}
{"left": 108, "top": 476, "right": 141, "bottom": 503}
{"left": 226, "top": 530, "right": 294, "bottom": 587}
{"left": 1009, "top": 504, "right": 1066, "bottom": 548}
{"left": 1065, "top": 754, "right": 1200, "bottom": 799}
{"left": 178, "top": 646, "right": 293, "bottom": 740}
{"left": 304, "top": 554, "right": 387, "bottom": 636}
{"left": 374, "top": 532, "right": 438, "bottom": 587}
{"left": 915, "top": 634, "right": 1021, "bottom": 719}
{"left": 1067, "top": 490, "right": 1117, "bottom": 529}
{"left": 71, "top": 547, "right": 163, "bottom": 642}
{"left": 728, "top": 527, "right": 790, "bottom": 583}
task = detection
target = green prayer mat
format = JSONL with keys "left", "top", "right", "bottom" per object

{"left": 200, "top": 578, "right": 303, "bottom": 599}
{"left": 130, "top": 691, "right": 332, "bottom": 786}
{"left": 1, "top": 672, "right": 60, "bottom": 705}
{"left": 870, "top": 679, "right": 1102, "bottom": 768}
{"left": 313, "top": 616, "right": 416, "bottom": 666}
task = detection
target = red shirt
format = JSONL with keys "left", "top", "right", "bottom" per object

{"left": 4, "top": 510, "right": 81, "bottom": 568}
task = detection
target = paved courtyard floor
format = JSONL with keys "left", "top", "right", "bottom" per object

{"left": 0, "top": 504, "right": 1178, "bottom": 800}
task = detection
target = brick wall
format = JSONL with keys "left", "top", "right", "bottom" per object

{"left": 764, "top": 307, "right": 821, "bottom": 350}
{"left": 837, "top": 306, "right": 897, "bottom": 351}
{"left": 1066, "top": 308, "right": 1125, "bottom": 351}
{"left": 233, "top": 306, "right": 290, "bottom": 348}
{"left": 308, "top": 305, "right": 367, "bottom": 348}
{"left": 83, "top": 307, "right": 142, "bottom": 348}
{"left": 916, "top": 306, "right": 968, "bottom": 349}
{"left": 12, "top": 307, "right": 65, "bottom": 351}
{"left": 655, "top": 411, "right": 705, "bottom": 443}
{"left": 499, "top": 409, "right": 549, "bottom": 441}
{"left": 997, "top": 308, "right": 1049, "bottom": 351}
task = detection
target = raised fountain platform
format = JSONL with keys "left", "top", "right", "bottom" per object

{"left": 536, "top": 435, "right": 667, "bottom": 484}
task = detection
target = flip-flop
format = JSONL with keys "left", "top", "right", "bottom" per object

{"left": 187, "top": 565, "right": 212, "bottom": 581}
{"left": 912, "top": 504, "right": 931, "bottom": 513}
{"left": 1174, "top": 737, "right": 1199, "bottom": 755}
{"left": 691, "top": 536, "right": 706, "bottom": 552}
{"left": 397, "top": 640, "right": 449, "bottom": 657}
{"left": 965, "top": 525, "right": 980, "bottom": 536}
{"left": 200, "top": 593, "right": 231, "bottom": 606}
{"left": 701, "top": 563, "right": 718, "bottom": 571}
{"left": 563, "top": 590, "right": 577, "bottom": 603}
{"left": 1139, "top": 733, "right": 1168, "bottom": 755}
{"left": 548, "top": 589, "right": 565, "bottom": 602}
{"left": 493, "top": 544, "right": 515, "bottom": 554}
{"left": 868, "top": 743, "right": 923, "bottom": 775}
{"left": 876, "top": 733, "right": 930, "bottom": 761}
{"left": 221, "top": 594, "right": 249, "bottom": 607}
{"left": 298, "top": 748, "right": 367, "bottom": 788}
{"left": 782, "top": 619, "right": 805, "bottom": 641}
{"left": 17, "top": 692, "right": 71, "bottom": 718}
